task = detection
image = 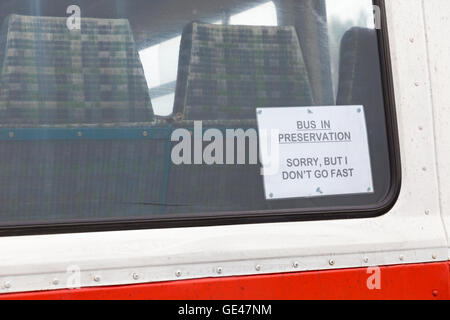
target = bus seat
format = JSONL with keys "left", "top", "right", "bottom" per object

{"left": 0, "top": 18, "right": 6, "bottom": 85}
{"left": 0, "top": 15, "right": 168, "bottom": 221}
{"left": 337, "top": 27, "right": 391, "bottom": 195}
{"left": 165, "top": 22, "right": 315, "bottom": 214}
{"left": 0, "top": 14, "right": 153, "bottom": 125}
{"left": 173, "top": 22, "right": 314, "bottom": 121}
{"left": 276, "top": 0, "right": 335, "bottom": 106}
{"left": 337, "top": 27, "right": 383, "bottom": 111}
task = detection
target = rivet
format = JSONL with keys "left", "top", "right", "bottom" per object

{"left": 409, "top": 38, "right": 415, "bottom": 43}
{"left": 4, "top": 281, "right": 11, "bottom": 289}
{"left": 432, "top": 253, "right": 437, "bottom": 260}
{"left": 399, "top": 255, "right": 404, "bottom": 261}
{"left": 175, "top": 270, "right": 182, "bottom": 277}
{"left": 132, "top": 273, "right": 140, "bottom": 280}
{"left": 142, "top": 131, "right": 148, "bottom": 137}
{"left": 255, "top": 264, "right": 261, "bottom": 271}
{"left": 77, "top": 131, "right": 83, "bottom": 137}
{"left": 363, "top": 257, "right": 369, "bottom": 263}
{"left": 93, "top": 275, "right": 101, "bottom": 282}
{"left": 329, "top": 259, "right": 335, "bottom": 266}
{"left": 52, "top": 278, "right": 59, "bottom": 285}
{"left": 425, "top": 210, "right": 430, "bottom": 216}
{"left": 432, "top": 290, "right": 439, "bottom": 297}
{"left": 8, "top": 132, "right": 14, "bottom": 139}
{"left": 216, "top": 267, "right": 223, "bottom": 274}
{"left": 422, "top": 167, "right": 427, "bottom": 172}
{"left": 269, "top": 193, "right": 274, "bottom": 198}
{"left": 293, "top": 261, "right": 299, "bottom": 269}
{"left": 414, "top": 81, "right": 420, "bottom": 87}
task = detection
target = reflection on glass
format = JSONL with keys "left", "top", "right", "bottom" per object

{"left": 229, "top": 1, "right": 278, "bottom": 26}
{"left": 326, "top": 0, "right": 375, "bottom": 97}
{"left": 139, "top": 36, "right": 181, "bottom": 90}
{"left": 139, "top": 36, "right": 181, "bottom": 116}
{"left": 151, "top": 93, "right": 176, "bottom": 116}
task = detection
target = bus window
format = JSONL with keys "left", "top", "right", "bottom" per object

{"left": 0, "top": 0, "right": 399, "bottom": 234}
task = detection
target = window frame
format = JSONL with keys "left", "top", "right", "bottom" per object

{"left": 0, "top": 0, "right": 401, "bottom": 237}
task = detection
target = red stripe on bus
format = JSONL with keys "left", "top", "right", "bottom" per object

{"left": 1, "top": 262, "right": 449, "bottom": 300}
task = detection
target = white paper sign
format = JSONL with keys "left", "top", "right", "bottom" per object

{"left": 256, "top": 105, "right": 374, "bottom": 200}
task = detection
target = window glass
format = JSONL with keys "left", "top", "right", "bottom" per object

{"left": 139, "top": 36, "right": 181, "bottom": 115}
{"left": 327, "top": 0, "right": 375, "bottom": 97}
{"left": 0, "top": 0, "right": 396, "bottom": 230}
{"left": 139, "top": 2, "right": 279, "bottom": 116}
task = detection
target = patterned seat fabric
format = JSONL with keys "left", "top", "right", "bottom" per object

{"left": 0, "top": 14, "right": 153, "bottom": 125}
{"left": 174, "top": 22, "right": 314, "bottom": 121}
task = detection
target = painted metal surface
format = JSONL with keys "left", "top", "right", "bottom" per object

{"left": 0, "top": 0, "right": 449, "bottom": 295}
{"left": 1, "top": 262, "right": 448, "bottom": 300}
{"left": 421, "top": 0, "right": 450, "bottom": 257}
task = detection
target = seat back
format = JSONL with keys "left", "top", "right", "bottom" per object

{"left": 0, "top": 14, "right": 153, "bottom": 125}
{"left": 337, "top": 27, "right": 383, "bottom": 109}
{"left": 173, "top": 22, "right": 314, "bottom": 121}
{"left": 337, "top": 27, "right": 391, "bottom": 196}
{"left": 0, "top": 18, "right": 6, "bottom": 82}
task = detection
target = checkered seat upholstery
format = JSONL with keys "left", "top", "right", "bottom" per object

{"left": 173, "top": 22, "right": 314, "bottom": 121}
{"left": 0, "top": 14, "right": 153, "bottom": 125}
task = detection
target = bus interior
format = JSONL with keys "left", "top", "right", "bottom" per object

{"left": 0, "top": 0, "right": 389, "bottom": 227}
